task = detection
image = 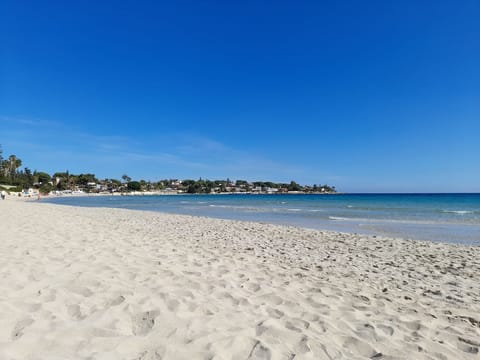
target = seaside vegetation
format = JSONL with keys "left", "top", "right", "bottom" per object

{"left": 0, "top": 145, "right": 336, "bottom": 195}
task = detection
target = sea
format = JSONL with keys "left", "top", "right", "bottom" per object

{"left": 44, "top": 193, "right": 480, "bottom": 246}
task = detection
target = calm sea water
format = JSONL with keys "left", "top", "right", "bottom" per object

{"left": 44, "top": 194, "right": 480, "bottom": 245}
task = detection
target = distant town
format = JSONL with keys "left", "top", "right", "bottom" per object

{"left": 0, "top": 146, "right": 336, "bottom": 196}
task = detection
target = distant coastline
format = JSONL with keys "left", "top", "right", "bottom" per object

{"left": 45, "top": 189, "right": 339, "bottom": 198}
{"left": 0, "top": 146, "right": 336, "bottom": 197}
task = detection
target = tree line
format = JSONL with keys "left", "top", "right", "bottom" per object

{"left": 0, "top": 145, "right": 336, "bottom": 194}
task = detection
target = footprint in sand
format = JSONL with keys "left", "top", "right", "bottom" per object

{"left": 258, "top": 293, "right": 283, "bottom": 306}
{"left": 377, "top": 324, "right": 394, "bottom": 336}
{"left": 301, "top": 312, "right": 320, "bottom": 322}
{"left": 133, "top": 349, "right": 164, "bottom": 360}
{"left": 166, "top": 299, "right": 180, "bottom": 312}
{"left": 67, "top": 304, "right": 84, "bottom": 320}
{"left": 342, "top": 336, "right": 380, "bottom": 358}
{"left": 216, "top": 291, "right": 241, "bottom": 306}
{"left": 11, "top": 317, "right": 34, "bottom": 340}
{"left": 132, "top": 311, "right": 159, "bottom": 336}
{"left": 37, "top": 288, "right": 56, "bottom": 302}
{"left": 355, "top": 323, "right": 379, "bottom": 342}
{"left": 69, "top": 285, "right": 94, "bottom": 297}
{"left": 247, "top": 341, "right": 271, "bottom": 360}
{"left": 294, "top": 335, "right": 311, "bottom": 354}
{"left": 403, "top": 320, "right": 421, "bottom": 331}
{"left": 107, "top": 295, "right": 126, "bottom": 307}
{"left": 245, "top": 282, "right": 261, "bottom": 293}
{"left": 457, "top": 336, "right": 480, "bottom": 354}
{"left": 285, "top": 318, "right": 310, "bottom": 332}
{"left": 266, "top": 307, "right": 284, "bottom": 319}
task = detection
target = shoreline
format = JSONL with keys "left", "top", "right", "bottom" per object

{"left": 1, "top": 200, "right": 479, "bottom": 359}
{"left": 39, "top": 193, "right": 480, "bottom": 247}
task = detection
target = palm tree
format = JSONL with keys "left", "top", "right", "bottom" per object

{"left": 0, "top": 144, "right": 3, "bottom": 171}
{"left": 7, "top": 155, "right": 22, "bottom": 181}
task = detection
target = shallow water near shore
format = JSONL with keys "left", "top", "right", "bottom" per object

{"left": 44, "top": 193, "right": 480, "bottom": 245}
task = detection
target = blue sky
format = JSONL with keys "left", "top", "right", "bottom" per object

{"left": 1, "top": 1, "right": 479, "bottom": 192}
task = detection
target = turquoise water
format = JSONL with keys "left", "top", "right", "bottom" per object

{"left": 44, "top": 194, "right": 480, "bottom": 245}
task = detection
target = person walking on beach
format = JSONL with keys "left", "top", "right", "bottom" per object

{"left": 1, "top": 190, "right": 6, "bottom": 200}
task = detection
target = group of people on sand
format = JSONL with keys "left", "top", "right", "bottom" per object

{"left": 1, "top": 190, "right": 6, "bottom": 200}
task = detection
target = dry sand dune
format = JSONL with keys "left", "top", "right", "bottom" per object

{"left": 0, "top": 200, "right": 479, "bottom": 359}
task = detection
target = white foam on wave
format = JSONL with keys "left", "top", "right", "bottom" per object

{"left": 209, "top": 204, "right": 267, "bottom": 212}
{"left": 328, "top": 216, "right": 457, "bottom": 226}
{"left": 329, "top": 216, "right": 351, "bottom": 221}
{"left": 443, "top": 210, "right": 474, "bottom": 215}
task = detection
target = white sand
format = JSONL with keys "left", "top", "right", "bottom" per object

{"left": 0, "top": 200, "right": 479, "bottom": 360}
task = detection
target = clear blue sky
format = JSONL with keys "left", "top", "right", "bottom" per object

{"left": 1, "top": 1, "right": 479, "bottom": 192}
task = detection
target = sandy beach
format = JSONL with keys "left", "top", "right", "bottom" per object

{"left": 0, "top": 199, "right": 479, "bottom": 360}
